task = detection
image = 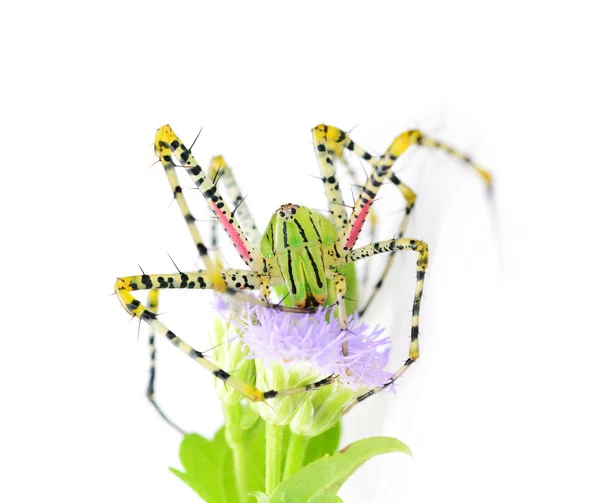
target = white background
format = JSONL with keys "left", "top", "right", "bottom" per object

{"left": 1, "top": 1, "right": 599, "bottom": 502}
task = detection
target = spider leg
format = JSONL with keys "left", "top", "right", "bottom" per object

{"left": 208, "top": 155, "right": 262, "bottom": 248}
{"left": 334, "top": 151, "right": 378, "bottom": 256}
{"left": 145, "top": 288, "right": 186, "bottom": 434}
{"left": 312, "top": 125, "right": 349, "bottom": 236}
{"left": 329, "top": 271, "right": 350, "bottom": 355}
{"left": 150, "top": 130, "right": 241, "bottom": 430}
{"left": 157, "top": 136, "right": 223, "bottom": 278}
{"left": 311, "top": 125, "right": 383, "bottom": 310}
{"left": 148, "top": 129, "right": 229, "bottom": 431}
{"left": 357, "top": 173, "right": 417, "bottom": 316}
{"left": 115, "top": 270, "right": 337, "bottom": 402}
{"left": 207, "top": 155, "right": 272, "bottom": 302}
{"left": 338, "top": 237, "right": 429, "bottom": 413}
{"left": 343, "top": 357, "right": 416, "bottom": 415}
{"left": 338, "top": 128, "right": 492, "bottom": 253}
{"left": 313, "top": 124, "right": 422, "bottom": 313}
{"left": 155, "top": 125, "right": 266, "bottom": 274}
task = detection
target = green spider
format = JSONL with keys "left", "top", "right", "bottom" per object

{"left": 115, "top": 123, "right": 492, "bottom": 418}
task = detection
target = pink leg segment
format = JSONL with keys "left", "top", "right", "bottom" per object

{"left": 210, "top": 202, "right": 252, "bottom": 262}
{"left": 345, "top": 200, "right": 372, "bottom": 250}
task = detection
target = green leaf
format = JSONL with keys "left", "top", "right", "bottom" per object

{"left": 266, "top": 436, "right": 411, "bottom": 503}
{"left": 169, "top": 429, "right": 234, "bottom": 503}
{"left": 308, "top": 494, "right": 344, "bottom": 503}
{"left": 304, "top": 422, "right": 341, "bottom": 465}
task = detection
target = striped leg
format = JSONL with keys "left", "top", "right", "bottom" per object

{"left": 357, "top": 173, "right": 417, "bottom": 316}
{"left": 344, "top": 358, "right": 416, "bottom": 414}
{"left": 115, "top": 271, "right": 337, "bottom": 402}
{"left": 145, "top": 289, "right": 186, "bottom": 434}
{"left": 206, "top": 155, "right": 269, "bottom": 300}
{"left": 150, "top": 133, "right": 237, "bottom": 430}
{"left": 154, "top": 125, "right": 266, "bottom": 274}
{"left": 313, "top": 125, "right": 421, "bottom": 314}
{"left": 312, "top": 125, "right": 350, "bottom": 236}
{"left": 328, "top": 144, "right": 379, "bottom": 286}
{"left": 340, "top": 129, "right": 493, "bottom": 252}
{"left": 157, "top": 137, "right": 223, "bottom": 279}
{"left": 330, "top": 271, "right": 350, "bottom": 355}
{"left": 340, "top": 237, "right": 429, "bottom": 413}
{"left": 208, "top": 155, "right": 262, "bottom": 247}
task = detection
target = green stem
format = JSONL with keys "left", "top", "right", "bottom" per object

{"left": 265, "top": 422, "right": 284, "bottom": 494}
{"left": 223, "top": 403, "right": 250, "bottom": 503}
{"left": 283, "top": 431, "right": 309, "bottom": 480}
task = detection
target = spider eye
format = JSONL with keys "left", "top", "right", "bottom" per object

{"left": 291, "top": 208, "right": 297, "bottom": 214}
{"left": 279, "top": 211, "right": 285, "bottom": 217}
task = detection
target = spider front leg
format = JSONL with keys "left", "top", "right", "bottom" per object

{"left": 208, "top": 155, "right": 262, "bottom": 249}
{"left": 207, "top": 155, "right": 275, "bottom": 304}
{"left": 357, "top": 172, "right": 417, "bottom": 316}
{"left": 154, "top": 125, "right": 266, "bottom": 274}
{"left": 157, "top": 137, "right": 223, "bottom": 278}
{"left": 312, "top": 125, "right": 350, "bottom": 236}
{"left": 148, "top": 129, "right": 242, "bottom": 430}
{"left": 312, "top": 124, "right": 420, "bottom": 314}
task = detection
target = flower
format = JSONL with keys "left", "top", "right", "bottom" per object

{"left": 213, "top": 300, "right": 393, "bottom": 436}
{"left": 240, "top": 305, "right": 393, "bottom": 389}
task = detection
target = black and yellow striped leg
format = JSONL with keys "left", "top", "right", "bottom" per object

{"left": 158, "top": 141, "right": 223, "bottom": 278}
{"left": 340, "top": 129, "right": 493, "bottom": 252}
{"left": 115, "top": 271, "right": 338, "bottom": 402}
{"left": 311, "top": 125, "right": 350, "bottom": 236}
{"left": 151, "top": 132, "right": 238, "bottom": 429}
{"left": 358, "top": 173, "right": 417, "bottom": 317}
{"left": 145, "top": 289, "right": 186, "bottom": 434}
{"left": 326, "top": 128, "right": 419, "bottom": 313}
{"left": 206, "top": 156, "right": 277, "bottom": 307}
{"left": 116, "top": 270, "right": 264, "bottom": 401}
{"left": 150, "top": 134, "right": 233, "bottom": 429}
{"left": 341, "top": 237, "right": 429, "bottom": 411}
{"left": 333, "top": 154, "right": 379, "bottom": 286}
{"left": 330, "top": 271, "right": 350, "bottom": 356}
{"left": 311, "top": 124, "right": 384, "bottom": 293}
{"left": 155, "top": 125, "right": 266, "bottom": 273}
{"left": 343, "top": 357, "right": 416, "bottom": 415}
{"left": 345, "top": 237, "right": 428, "bottom": 360}
{"left": 149, "top": 134, "right": 248, "bottom": 428}
{"left": 311, "top": 125, "right": 418, "bottom": 297}
{"left": 208, "top": 156, "right": 262, "bottom": 248}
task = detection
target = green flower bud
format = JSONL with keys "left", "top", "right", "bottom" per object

{"left": 253, "top": 359, "right": 356, "bottom": 437}
{"left": 208, "top": 303, "right": 256, "bottom": 405}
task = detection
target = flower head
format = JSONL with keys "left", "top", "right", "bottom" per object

{"left": 240, "top": 305, "right": 393, "bottom": 389}
{"left": 212, "top": 299, "right": 393, "bottom": 436}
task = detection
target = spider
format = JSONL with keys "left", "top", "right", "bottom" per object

{"left": 115, "top": 123, "right": 492, "bottom": 423}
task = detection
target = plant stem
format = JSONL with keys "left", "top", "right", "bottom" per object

{"left": 265, "top": 422, "right": 284, "bottom": 494}
{"left": 223, "top": 403, "right": 250, "bottom": 503}
{"left": 283, "top": 431, "right": 309, "bottom": 480}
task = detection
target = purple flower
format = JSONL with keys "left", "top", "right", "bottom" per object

{"left": 237, "top": 305, "right": 393, "bottom": 390}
